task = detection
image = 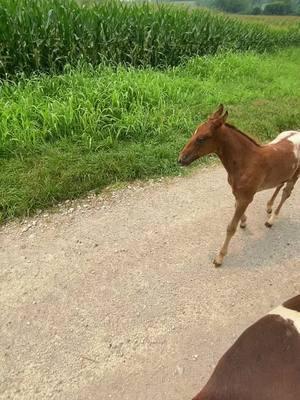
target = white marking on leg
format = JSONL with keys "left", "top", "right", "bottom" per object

{"left": 266, "top": 212, "right": 276, "bottom": 226}
{"left": 269, "top": 305, "right": 300, "bottom": 333}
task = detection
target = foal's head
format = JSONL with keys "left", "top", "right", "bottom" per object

{"left": 178, "top": 105, "right": 228, "bottom": 166}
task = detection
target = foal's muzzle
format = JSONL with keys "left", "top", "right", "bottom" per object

{"left": 178, "top": 154, "right": 192, "bottom": 166}
{"left": 178, "top": 156, "right": 186, "bottom": 166}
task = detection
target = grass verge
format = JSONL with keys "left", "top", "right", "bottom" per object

{"left": 232, "top": 14, "right": 300, "bottom": 29}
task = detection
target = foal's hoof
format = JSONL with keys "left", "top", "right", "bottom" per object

{"left": 213, "top": 257, "right": 223, "bottom": 268}
{"left": 240, "top": 223, "right": 246, "bottom": 229}
{"left": 265, "top": 221, "right": 273, "bottom": 228}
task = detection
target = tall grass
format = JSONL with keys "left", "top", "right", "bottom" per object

{"left": 0, "top": 0, "right": 299, "bottom": 77}
{"left": 1, "top": 48, "right": 300, "bottom": 221}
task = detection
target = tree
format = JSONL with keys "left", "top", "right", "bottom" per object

{"left": 252, "top": 5, "right": 262, "bottom": 13}
{"left": 214, "top": 0, "right": 250, "bottom": 13}
{"left": 263, "top": 0, "right": 292, "bottom": 14}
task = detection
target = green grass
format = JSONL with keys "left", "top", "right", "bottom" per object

{"left": 0, "top": 0, "right": 300, "bottom": 77}
{"left": 1, "top": 48, "right": 300, "bottom": 222}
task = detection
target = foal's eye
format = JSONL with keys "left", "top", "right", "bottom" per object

{"left": 196, "top": 137, "right": 206, "bottom": 144}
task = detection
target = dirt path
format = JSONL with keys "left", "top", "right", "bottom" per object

{"left": 1, "top": 165, "right": 300, "bottom": 400}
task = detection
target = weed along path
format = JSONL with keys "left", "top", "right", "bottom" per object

{"left": 1, "top": 165, "right": 300, "bottom": 400}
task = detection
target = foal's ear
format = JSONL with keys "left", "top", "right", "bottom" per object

{"left": 212, "top": 110, "right": 228, "bottom": 128}
{"left": 212, "top": 104, "right": 224, "bottom": 118}
{"left": 220, "top": 110, "right": 228, "bottom": 124}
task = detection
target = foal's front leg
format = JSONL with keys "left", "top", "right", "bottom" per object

{"left": 214, "top": 197, "right": 252, "bottom": 267}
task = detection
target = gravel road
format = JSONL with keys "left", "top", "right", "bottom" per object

{"left": 1, "top": 165, "right": 299, "bottom": 400}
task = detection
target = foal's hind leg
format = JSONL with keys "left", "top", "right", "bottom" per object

{"left": 266, "top": 184, "right": 284, "bottom": 214}
{"left": 265, "top": 175, "right": 298, "bottom": 228}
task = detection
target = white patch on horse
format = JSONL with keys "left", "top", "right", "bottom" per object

{"left": 271, "top": 130, "right": 300, "bottom": 165}
{"left": 287, "top": 132, "right": 300, "bottom": 162}
{"left": 269, "top": 305, "right": 300, "bottom": 333}
{"left": 270, "top": 130, "right": 299, "bottom": 144}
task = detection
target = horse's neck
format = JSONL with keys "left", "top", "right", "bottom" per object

{"left": 216, "top": 127, "right": 259, "bottom": 176}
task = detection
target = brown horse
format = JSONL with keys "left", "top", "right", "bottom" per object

{"left": 178, "top": 105, "right": 300, "bottom": 266}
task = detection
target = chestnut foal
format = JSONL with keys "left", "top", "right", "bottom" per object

{"left": 178, "top": 105, "right": 300, "bottom": 266}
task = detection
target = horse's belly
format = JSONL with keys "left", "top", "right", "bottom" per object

{"left": 259, "top": 168, "right": 297, "bottom": 191}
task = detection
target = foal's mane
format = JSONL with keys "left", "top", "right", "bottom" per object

{"left": 225, "top": 123, "right": 261, "bottom": 147}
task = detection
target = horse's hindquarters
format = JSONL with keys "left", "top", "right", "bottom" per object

{"left": 260, "top": 142, "right": 299, "bottom": 191}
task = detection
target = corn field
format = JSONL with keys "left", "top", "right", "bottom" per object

{"left": 0, "top": 0, "right": 299, "bottom": 78}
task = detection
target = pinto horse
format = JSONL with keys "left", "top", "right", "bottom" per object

{"left": 192, "top": 295, "right": 300, "bottom": 400}
{"left": 178, "top": 105, "right": 300, "bottom": 266}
